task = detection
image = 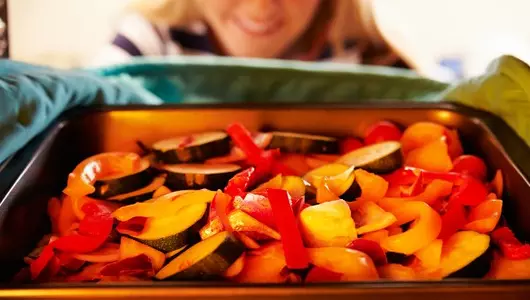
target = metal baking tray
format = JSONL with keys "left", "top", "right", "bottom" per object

{"left": 0, "top": 103, "right": 529, "bottom": 300}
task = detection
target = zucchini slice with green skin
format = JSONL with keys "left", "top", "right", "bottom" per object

{"left": 155, "top": 231, "right": 245, "bottom": 280}
{"left": 152, "top": 132, "right": 231, "bottom": 164}
{"left": 107, "top": 176, "right": 166, "bottom": 204}
{"left": 161, "top": 164, "right": 241, "bottom": 191}
{"left": 336, "top": 141, "right": 403, "bottom": 174}
{"left": 91, "top": 159, "right": 154, "bottom": 199}
{"left": 266, "top": 132, "right": 339, "bottom": 154}
{"left": 120, "top": 203, "right": 208, "bottom": 253}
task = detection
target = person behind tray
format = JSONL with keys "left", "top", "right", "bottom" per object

{"left": 91, "top": 0, "right": 456, "bottom": 82}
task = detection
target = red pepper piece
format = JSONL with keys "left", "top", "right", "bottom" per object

{"left": 383, "top": 168, "right": 418, "bottom": 186}
{"left": 400, "top": 172, "right": 424, "bottom": 197}
{"left": 224, "top": 167, "right": 255, "bottom": 198}
{"left": 267, "top": 188, "right": 309, "bottom": 269}
{"left": 226, "top": 123, "right": 292, "bottom": 180}
{"left": 99, "top": 254, "right": 154, "bottom": 278}
{"left": 53, "top": 202, "right": 114, "bottom": 253}
{"left": 449, "top": 176, "right": 488, "bottom": 206}
{"left": 305, "top": 266, "right": 344, "bottom": 282}
{"left": 364, "top": 121, "right": 402, "bottom": 145}
{"left": 30, "top": 244, "right": 55, "bottom": 280}
{"left": 347, "top": 238, "right": 388, "bottom": 266}
{"left": 451, "top": 155, "right": 487, "bottom": 181}
{"left": 438, "top": 204, "right": 467, "bottom": 240}
{"left": 492, "top": 227, "right": 530, "bottom": 260}
{"left": 116, "top": 217, "right": 148, "bottom": 235}
{"left": 214, "top": 191, "right": 234, "bottom": 232}
{"left": 339, "top": 137, "right": 363, "bottom": 154}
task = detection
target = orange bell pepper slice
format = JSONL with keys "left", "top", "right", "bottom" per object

{"left": 378, "top": 264, "right": 417, "bottom": 280}
{"left": 63, "top": 152, "right": 142, "bottom": 198}
{"left": 361, "top": 229, "right": 389, "bottom": 244}
{"left": 348, "top": 169, "right": 389, "bottom": 211}
{"left": 405, "top": 139, "right": 453, "bottom": 173}
{"left": 316, "top": 182, "right": 340, "bottom": 203}
{"left": 464, "top": 199, "right": 502, "bottom": 233}
{"left": 380, "top": 201, "right": 442, "bottom": 255}
{"left": 414, "top": 239, "right": 443, "bottom": 270}
{"left": 352, "top": 201, "right": 397, "bottom": 235}
{"left": 379, "top": 179, "right": 453, "bottom": 212}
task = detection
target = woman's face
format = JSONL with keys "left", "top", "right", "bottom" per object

{"left": 197, "top": 0, "right": 322, "bottom": 58}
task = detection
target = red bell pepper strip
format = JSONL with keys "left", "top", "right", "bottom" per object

{"left": 438, "top": 204, "right": 467, "bottom": 240}
{"left": 53, "top": 202, "right": 113, "bottom": 253}
{"left": 347, "top": 238, "right": 388, "bottom": 266}
{"left": 267, "top": 188, "right": 309, "bottom": 269}
{"left": 448, "top": 176, "right": 488, "bottom": 207}
{"left": 492, "top": 227, "right": 530, "bottom": 260}
{"left": 99, "top": 254, "right": 154, "bottom": 278}
{"left": 226, "top": 123, "right": 263, "bottom": 163}
{"left": 30, "top": 244, "right": 55, "bottom": 280}
{"left": 214, "top": 191, "right": 234, "bottom": 232}
{"left": 384, "top": 168, "right": 418, "bottom": 186}
{"left": 226, "top": 123, "right": 294, "bottom": 178}
{"left": 116, "top": 217, "right": 148, "bottom": 235}
{"left": 224, "top": 167, "right": 255, "bottom": 198}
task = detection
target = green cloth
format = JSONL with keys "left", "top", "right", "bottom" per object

{"left": 1, "top": 55, "right": 529, "bottom": 165}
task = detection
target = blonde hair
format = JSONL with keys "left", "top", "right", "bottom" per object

{"left": 128, "top": 0, "right": 385, "bottom": 57}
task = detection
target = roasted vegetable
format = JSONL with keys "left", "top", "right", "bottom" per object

{"left": 439, "top": 231, "right": 490, "bottom": 278}
{"left": 307, "top": 247, "right": 379, "bottom": 281}
{"left": 152, "top": 132, "right": 231, "bottom": 164}
{"left": 161, "top": 163, "right": 241, "bottom": 190}
{"left": 298, "top": 200, "right": 357, "bottom": 247}
{"left": 117, "top": 203, "right": 207, "bottom": 253}
{"left": 267, "top": 132, "right": 339, "bottom": 154}
{"left": 107, "top": 176, "right": 166, "bottom": 203}
{"left": 337, "top": 141, "right": 402, "bottom": 174}
{"left": 155, "top": 231, "right": 245, "bottom": 280}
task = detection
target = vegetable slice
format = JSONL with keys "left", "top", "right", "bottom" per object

{"left": 155, "top": 231, "right": 245, "bottom": 280}
{"left": 267, "top": 132, "right": 339, "bottom": 154}
{"left": 90, "top": 158, "right": 153, "bottom": 199}
{"left": 337, "top": 141, "right": 402, "bottom": 174}
{"left": 307, "top": 247, "right": 379, "bottom": 281}
{"left": 120, "top": 237, "right": 166, "bottom": 271}
{"left": 118, "top": 203, "right": 207, "bottom": 253}
{"left": 161, "top": 163, "right": 241, "bottom": 190}
{"left": 107, "top": 176, "right": 166, "bottom": 203}
{"left": 439, "top": 231, "right": 490, "bottom": 277}
{"left": 152, "top": 131, "right": 231, "bottom": 164}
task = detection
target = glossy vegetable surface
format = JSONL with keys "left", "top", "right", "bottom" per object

{"left": 19, "top": 120, "right": 528, "bottom": 284}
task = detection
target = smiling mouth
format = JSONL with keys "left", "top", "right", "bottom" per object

{"left": 232, "top": 15, "right": 283, "bottom": 36}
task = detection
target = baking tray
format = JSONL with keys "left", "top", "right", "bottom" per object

{"left": 0, "top": 102, "right": 529, "bottom": 300}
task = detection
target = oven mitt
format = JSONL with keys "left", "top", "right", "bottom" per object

{"left": 0, "top": 60, "right": 161, "bottom": 164}
{"left": 439, "top": 55, "right": 530, "bottom": 141}
{"left": 1, "top": 55, "right": 530, "bottom": 165}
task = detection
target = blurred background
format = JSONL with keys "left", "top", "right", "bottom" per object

{"left": 4, "top": 0, "right": 530, "bottom": 79}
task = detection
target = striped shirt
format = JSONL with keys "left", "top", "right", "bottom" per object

{"left": 91, "top": 13, "right": 409, "bottom": 69}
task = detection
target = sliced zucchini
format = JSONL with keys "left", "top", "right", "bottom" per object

{"left": 440, "top": 231, "right": 490, "bottom": 278}
{"left": 336, "top": 141, "right": 402, "bottom": 174}
{"left": 121, "top": 203, "right": 208, "bottom": 253}
{"left": 155, "top": 231, "right": 245, "bottom": 280}
{"left": 107, "top": 176, "right": 166, "bottom": 204}
{"left": 266, "top": 132, "right": 339, "bottom": 154}
{"left": 152, "top": 132, "right": 231, "bottom": 164}
{"left": 161, "top": 163, "right": 241, "bottom": 190}
{"left": 91, "top": 158, "right": 153, "bottom": 198}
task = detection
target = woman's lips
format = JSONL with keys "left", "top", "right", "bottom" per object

{"left": 232, "top": 15, "right": 283, "bottom": 36}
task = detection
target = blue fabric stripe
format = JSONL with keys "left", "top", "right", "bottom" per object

{"left": 112, "top": 34, "right": 143, "bottom": 57}
{"left": 169, "top": 29, "right": 215, "bottom": 53}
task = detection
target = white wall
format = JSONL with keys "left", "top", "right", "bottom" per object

{"left": 8, "top": 0, "right": 530, "bottom": 73}
{"left": 9, "top": 0, "right": 130, "bottom": 67}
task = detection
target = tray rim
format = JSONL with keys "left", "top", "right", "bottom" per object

{"left": 1, "top": 101, "right": 530, "bottom": 295}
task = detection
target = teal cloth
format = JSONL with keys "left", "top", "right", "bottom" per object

{"left": 1, "top": 55, "right": 529, "bottom": 164}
